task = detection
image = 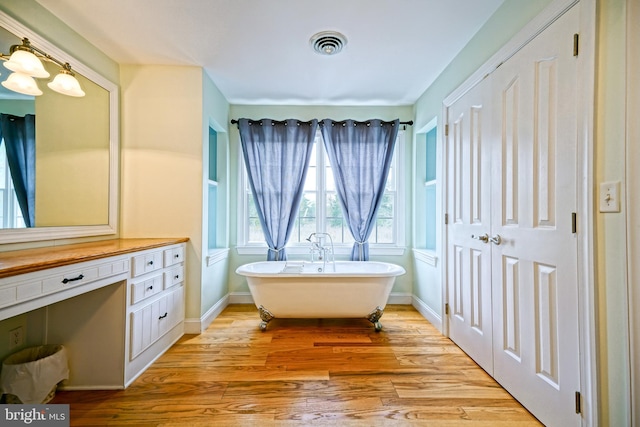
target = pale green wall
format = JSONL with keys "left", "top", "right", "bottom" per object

{"left": 201, "top": 71, "right": 231, "bottom": 315}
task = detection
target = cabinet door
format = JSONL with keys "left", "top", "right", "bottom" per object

{"left": 130, "top": 285, "right": 184, "bottom": 360}
{"left": 167, "top": 286, "right": 185, "bottom": 330}
{"left": 130, "top": 302, "right": 154, "bottom": 359}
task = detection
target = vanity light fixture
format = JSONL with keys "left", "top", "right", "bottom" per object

{"left": 0, "top": 38, "right": 85, "bottom": 97}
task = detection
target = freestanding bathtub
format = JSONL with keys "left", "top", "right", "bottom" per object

{"left": 235, "top": 260, "right": 406, "bottom": 331}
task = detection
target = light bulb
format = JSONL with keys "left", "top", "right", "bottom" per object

{"left": 47, "top": 69, "right": 85, "bottom": 97}
{"left": 1, "top": 72, "right": 42, "bottom": 96}
{"left": 3, "top": 49, "right": 49, "bottom": 78}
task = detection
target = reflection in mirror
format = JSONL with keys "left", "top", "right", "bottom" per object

{"left": 0, "top": 11, "right": 117, "bottom": 243}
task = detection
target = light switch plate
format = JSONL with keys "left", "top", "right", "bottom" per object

{"left": 599, "top": 181, "right": 621, "bottom": 213}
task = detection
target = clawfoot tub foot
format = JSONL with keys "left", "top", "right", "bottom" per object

{"left": 367, "top": 306, "right": 384, "bottom": 332}
{"left": 258, "top": 305, "right": 275, "bottom": 332}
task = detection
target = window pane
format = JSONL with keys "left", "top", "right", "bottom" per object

{"left": 0, "top": 146, "right": 6, "bottom": 191}
{"left": 298, "top": 218, "right": 316, "bottom": 243}
{"left": 385, "top": 166, "right": 396, "bottom": 191}
{"left": 325, "top": 166, "right": 336, "bottom": 192}
{"left": 308, "top": 143, "right": 317, "bottom": 167}
{"left": 377, "top": 192, "right": 395, "bottom": 219}
{"left": 426, "top": 127, "right": 437, "bottom": 182}
{"left": 299, "top": 192, "right": 316, "bottom": 218}
{"left": 208, "top": 127, "right": 217, "bottom": 181}
{"left": 374, "top": 218, "right": 394, "bottom": 243}
{"left": 249, "top": 218, "right": 263, "bottom": 243}
{"left": 303, "top": 165, "right": 316, "bottom": 191}
{"left": 325, "top": 192, "right": 341, "bottom": 218}
{"left": 247, "top": 196, "right": 263, "bottom": 243}
{"left": 208, "top": 184, "right": 217, "bottom": 250}
{"left": 248, "top": 195, "right": 259, "bottom": 218}
{"left": 426, "top": 183, "right": 436, "bottom": 250}
{"left": 294, "top": 192, "right": 316, "bottom": 243}
{"left": 0, "top": 189, "right": 4, "bottom": 226}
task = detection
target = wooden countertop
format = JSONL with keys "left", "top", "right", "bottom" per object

{"left": 0, "top": 238, "right": 189, "bottom": 279}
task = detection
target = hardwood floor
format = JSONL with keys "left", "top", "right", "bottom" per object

{"left": 52, "top": 304, "right": 542, "bottom": 426}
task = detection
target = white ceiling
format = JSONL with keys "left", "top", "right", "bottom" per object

{"left": 34, "top": 0, "right": 505, "bottom": 106}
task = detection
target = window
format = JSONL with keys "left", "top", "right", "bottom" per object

{"left": 240, "top": 131, "right": 405, "bottom": 254}
{"left": 0, "top": 141, "right": 24, "bottom": 229}
{"left": 425, "top": 127, "right": 437, "bottom": 250}
{"left": 207, "top": 127, "right": 217, "bottom": 250}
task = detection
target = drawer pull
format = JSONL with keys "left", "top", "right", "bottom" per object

{"left": 62, "top": 274, "right": 84, "bottom": 284}
{"left": 146, "top": 285, "right": 154, "bottom": 291}
{"left": 148, "top": 260, "right": 154, "bottom": 266}
{"left": 158, "top": 312, "right": 168, "bottom": 320}
{"left": 174, "top": 275, "right": 180, "bottom": 280}
{"left": 174, "top": 254, "right": 180, "bottom": 258}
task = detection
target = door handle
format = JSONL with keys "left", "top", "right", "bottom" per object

{"left": 471, "top": 233, "right": 489, "bottom": 243}
{"left": 489, "top": 234, "right": 502, "bottom": 245}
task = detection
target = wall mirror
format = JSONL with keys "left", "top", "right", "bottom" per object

{"left": 0, "top": 10, "right": 118, "bottom": 244}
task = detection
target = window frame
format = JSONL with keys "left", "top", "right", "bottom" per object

{"left": 236, "top": 130, "right": 406, "bottom": 256}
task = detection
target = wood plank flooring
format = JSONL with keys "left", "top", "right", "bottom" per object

{"left": 52, "top": 304, "right": 542, "bottom": 426}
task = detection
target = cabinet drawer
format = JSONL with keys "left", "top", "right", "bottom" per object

{"left": 131, "top": 250, "right": 163, "bottom": 277}
{"left": 0, "top": 258, "right": 128, "bottom": 310}
{"left": 164, "top": 245, "right": 184, "bottom": 267}
{"left": 164, "top": 265, "right": 184, "bottom": 290}
{"left": 131, "top": 274, "right": 163, "bottom": 305}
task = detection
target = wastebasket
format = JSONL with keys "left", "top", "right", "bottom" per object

{"left": 0, "top": 344, "right": 69, "bottom": 404}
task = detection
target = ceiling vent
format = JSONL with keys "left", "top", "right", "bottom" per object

{"left": 310, "top": 31, "right": 347, "bottom": 56}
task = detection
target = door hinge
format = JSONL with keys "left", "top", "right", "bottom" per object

{"left": 444, "top": 213, "right": 449, "bottom": 225}
{"left": 572, "top": 212, "right": 577, "bottom": 234}
{"left": 445, "top": 124, "right": 449, "bottom": 137}
{"left": 573, "top": 33, "right": 579, "bottom": 56}
{"left": 575, "top": 391, "right": 582, "bottom": 414}
{"left": 445, "top": 303, "right": 450, "bottom": 315}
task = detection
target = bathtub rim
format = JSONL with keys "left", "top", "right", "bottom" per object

{"left": 235, "top": 260, "right": 406, "bottom": 278}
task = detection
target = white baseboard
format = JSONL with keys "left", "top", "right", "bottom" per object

{"left": 412, "top": 295, "right": 442, "bottom": 332}
{"left": 229, "top": 292, "right": 254, "bottom": 304}
{"left": 184, "top": 294, "right": 230, "bottom": 334}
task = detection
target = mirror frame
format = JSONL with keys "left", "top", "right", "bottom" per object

{"left": 0, "top": 10, "right": 119, "bottom": 244}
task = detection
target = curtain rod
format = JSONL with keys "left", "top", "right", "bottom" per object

{"left": 230, "top": 119, "right": 414, "bottom": 126}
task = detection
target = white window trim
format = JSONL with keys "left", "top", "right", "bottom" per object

{"left": 236, "top": 130, "right": 406, "bottom": 257}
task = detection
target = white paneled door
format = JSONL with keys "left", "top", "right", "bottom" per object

{"left": 446, "top": 80, "right": 494, "bottom": 375}
{"left": 445, "top": 4, "right": 581, "bottom": 426}
{"left": 490, "top": 5, "right": 580, "bottom": 426}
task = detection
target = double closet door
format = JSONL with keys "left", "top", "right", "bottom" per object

{"left": 445, "top": 4, "right": 581, "bottom": 426}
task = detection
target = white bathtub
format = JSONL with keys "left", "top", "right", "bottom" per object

{"left": 235, "top": 260, "right": 406, "bottom": 331}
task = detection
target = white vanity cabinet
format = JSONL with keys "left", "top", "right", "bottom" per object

{"left": 126, "top": 244, "right": 185, "bottom": 384}
{"left": 0, "top": 238, "right": 188, "bottom": 390}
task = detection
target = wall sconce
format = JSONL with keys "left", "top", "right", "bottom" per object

{"left": 0, "top": 38, "right": 85, "bottom": 97}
